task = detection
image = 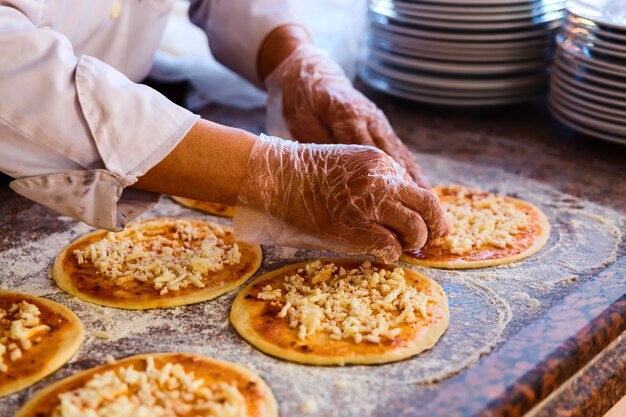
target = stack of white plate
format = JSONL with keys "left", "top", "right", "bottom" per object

{"left": 360, "top": 0, "right": 566, "bottom": 107}
{"left": 549, "top": 0, "right": 626, "bottom": 145}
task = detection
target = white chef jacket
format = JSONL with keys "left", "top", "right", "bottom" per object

{"left": 0, "top": 0, "right": 297, "bottom": 229}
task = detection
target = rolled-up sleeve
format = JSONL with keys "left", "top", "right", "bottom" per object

{"left": 0, "top": 3, "right": 200, "bottom": 229}
{"left": 189, "top": 0, "right": 301, "bottom": 86}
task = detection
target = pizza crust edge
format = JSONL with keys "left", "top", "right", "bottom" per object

{"left": 13, "top": 352, "right": 278, "bottom": 417}
{"left": 401, "top": 192, "right": 551, "bottom": 269}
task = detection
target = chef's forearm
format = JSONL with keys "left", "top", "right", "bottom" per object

{"left": 133, "top": 119, "right": 257, "bottom": 205}
{"left": 257, "top": 24, "right": 311, "bottom": 82}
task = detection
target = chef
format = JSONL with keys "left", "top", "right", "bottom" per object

{"left": 0, "top": 0, "right": 447, "bottom": 262}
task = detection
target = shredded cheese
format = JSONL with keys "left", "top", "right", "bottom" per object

{"left": 257, "top": 260, "right": 435, "bottom": 344}
{"left": 434, "top": 188, "right": 528, "bottom": 255}
{"left": 0, "top": 300, "right": 51, "bottom": 373}
{"left": 74, "top": 219, "right": 241, "bottom": 295}
{"left": 52, "top": 356, "right": 247, "bottom": 417}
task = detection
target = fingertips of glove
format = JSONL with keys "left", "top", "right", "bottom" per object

{"left": 368, "top": 118, "right": 426, "bottom": 186}
{"left": 331, "top": 119, "right": 377, "bottom": 147}
{"left": 367, "top": 116, "right": 402, "bottom": 156}
{"left": 397, "top": 185, "right": 448, "bottom": 240}
{"left": 351, "top": 222, "right": 402, "bottom": 264}
{"left": 378, "top": 201, "right": 428, "bottom": 251}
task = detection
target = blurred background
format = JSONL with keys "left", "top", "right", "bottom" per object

{"left": 150, "top": 0, "right": 626, "bottom": 148}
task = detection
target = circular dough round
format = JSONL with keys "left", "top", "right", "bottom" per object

{"left": 230, "top": 259, "right": 449, "bottom": 366}
{"left": 52, "top": 218, "right": 262, "bottom": 309}
{"left": 402, "top": 185, "right": 551, "bottom": 269}
{"left": 0, "top": 292, "right": 84, "bottom": 397}
{"left": 14, "top": 352, "right": 278, "bottom": 417}
{"left": 171, "top": 196, "right": 235, "bottom": 217}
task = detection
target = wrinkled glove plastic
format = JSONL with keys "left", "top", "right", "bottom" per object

{"left": 265, "top": 44, "right": 428, "bottom": 187}
{"left": 233, "top": 135, "right": 447, "bottom": 263}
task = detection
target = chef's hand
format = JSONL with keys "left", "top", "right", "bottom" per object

{"left": 234, "top": 134, "right": 447, "bottom": 263}
{"left": 260, "top": 28, "right": 428, "bottom": 187}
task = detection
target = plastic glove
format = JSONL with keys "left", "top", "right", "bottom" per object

{"left": 265, "top": 44, "right": 428, "bottom": 187}
{"left": 234, "top": 135, "right": 447, "bottom": 263}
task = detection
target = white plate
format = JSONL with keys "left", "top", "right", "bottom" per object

{"left": 550, "top": 93, "right": 626, "bottom": 132}
{"left": 369, "top": 14, "right": 559, "bottom": 42}
{"left": 370, "top": 4, "right": 563, "bottom": 30}
{"left": 365, "top": 79, "right": 537, "bottom": 107}
{"left": 390, "top": 0, "right": 565, "bottom": 15}
{"left": 369, "top": 37, "right": 548, "bottom": 62}
{"left": 361, "top": 66, "right": 540, "bottom": 98}
{"left": 549, "top": 95, "right": 626, "bottom": 135}
{"left": 369, "top": 48, "right": 546, "bottom": 75}
{"left": 563, "top": 24, "right": 626, "bottom": 54}
{"left": 374, "top": 0, "right": 564, "bottom": 21}
{"left": 365, "top": 59, "right": 546, "bottom": 91}
{"left": 370, "top": 25, "right": 552, "bottom": 51}
{"left": 550, "top": 78, "right": 626, "bottom": 120}
{"left": 565, "top": 13, "right": 626, "bottom": 42}
{"left": 555, "top": 49, "right": 626, "bottom": 84}
{"left": 550, "top": 103, "right": 626, "bottom": 145}
{"left": 567, "top": 0, "right": 626, "bottom": 30}
{"left": 395, "top": 0, "right": 558, "bottom": 5}
{"left": 552, "top": 71, "right": 626, "bottom": 111}
{"left": 554, "top": 56, "right": 626, "bottom": 97}
{"left": 561, "top": 31, "right": 626, "bottom": 60}
{"left": 557, "top": 35, "right": 626, "bottom": 77}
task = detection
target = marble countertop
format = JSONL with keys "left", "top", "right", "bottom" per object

{"left": 0, "top": 83, "right": 624, "bottom": 417}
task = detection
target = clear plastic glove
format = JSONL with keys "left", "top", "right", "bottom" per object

{"left": 234, "top": 135, "right": 447, "bottom": 263}
{"left": 265, "top": 44, "right": 428, "bottom": 187}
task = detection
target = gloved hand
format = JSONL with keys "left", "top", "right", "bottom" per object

{"left": 264, "top": 44, "right": 428, "bottom": 188}
{"left": 234, "top": 135, "right": 447, "bottom": 263}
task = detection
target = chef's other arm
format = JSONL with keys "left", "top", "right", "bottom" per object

{"left": 260, "top": 25, "right": 429, "bottom": 187}
{"left": 189, "top": 4, "right": 427, "bottom": 187}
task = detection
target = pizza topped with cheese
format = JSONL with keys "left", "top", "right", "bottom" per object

{"left": 15, "top": 353, "right": 277, "bottom": 417}
{"left": 402, "top": 185, "right": 550, "bottom": 268}
{"left": 230, "top": 260, "right": 449, "bottom": 365}
{"left": 52, "top": 218, "right": 262, "bottom": 309}
{"left": 0, "top": 292, "right": 83, "bottom": 397}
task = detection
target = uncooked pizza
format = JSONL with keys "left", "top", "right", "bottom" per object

{"left": 230, "top": 259, "right": 449, "bottom": 365}
{"left": 52, "top": 218, "right": 262, "bottom": 309}
{"left": 172, "top": 196, "right": 235, "bottom": 217}
{"left": 0, "top": 292, "right": 83, "bottom": 397}
{"left": 402, "top": 185, "right": 550, "bottom": 269}
{"left": 15, "top": 353, "right": 278, "bottom": 417}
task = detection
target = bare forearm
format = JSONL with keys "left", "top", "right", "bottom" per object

{"left": 133, "top": 119, "right": 257, "bottom": 204}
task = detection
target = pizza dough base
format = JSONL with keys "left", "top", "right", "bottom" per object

{"left": 14, "top": 353, "right": 278, "bottom": 417}
{"left": 171, "top": 196, "right": 236, "bottom": 217}
{"left": 230, "top": 259, "right": 449, "bottom": 366}
{"left": 401, "top": 189, "right": 551, "bottom": 269}
{"left": 52, "top": 218, "right": 262, "bottom": 310}
{"left": 0, "top": 292, "right": 84, "bottom": 397}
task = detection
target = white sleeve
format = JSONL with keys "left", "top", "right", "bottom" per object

{"left": 0, "top": 3, "right": 200, "bottom": 230}
{"left": 188, "top": 0, "right": 301, "bottom": 87}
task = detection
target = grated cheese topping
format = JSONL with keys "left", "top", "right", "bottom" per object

{"left": 52, "top": 356, "right": 247, "bottom": 417}
{"left": 74, "top": 219, "right": 241, "bottom": 295}
{"left": 0, "top": 300, "right": 51, "bottom": 373}
{"left": 257, "top": 261, "right": 435, "bottom": 344}
{"left": 433, "top": 188, "right": 528, "bottom": 255}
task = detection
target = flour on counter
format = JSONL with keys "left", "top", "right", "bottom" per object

{"left": 0, "top": 153, "right": 624, "bottom": 417}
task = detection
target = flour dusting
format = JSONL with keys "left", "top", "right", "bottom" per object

{"left": 0, "top": 154, "right": 623, "bottom": 417}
